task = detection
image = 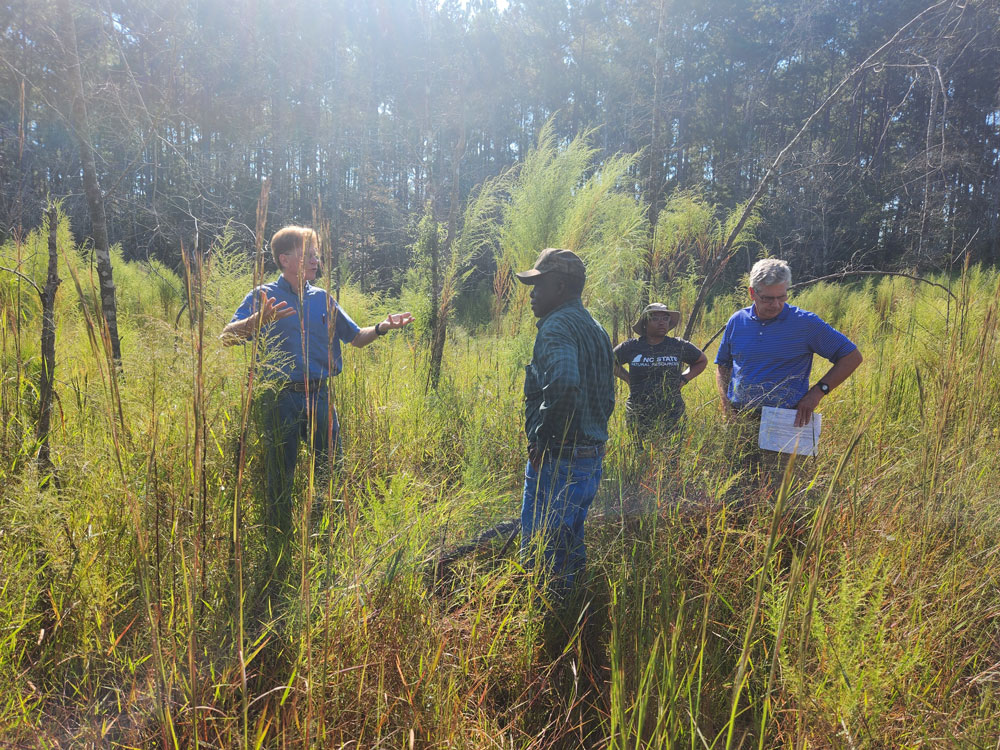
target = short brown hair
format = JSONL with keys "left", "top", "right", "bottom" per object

{"left": 270, "top": 225, "right": 318, "bottom": 268}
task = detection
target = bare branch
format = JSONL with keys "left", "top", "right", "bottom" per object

{"left": 682, "top": 0, "right": 958, "bottom": 340}
{"left": 0, "top": 264, "right": 42, "bottom": 296}
{"left": 790, "top": 270, "right": 957, "bottom": 300}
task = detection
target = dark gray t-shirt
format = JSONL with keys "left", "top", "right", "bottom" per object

{"left": 614, "top": 336, "right": 703, "bottom": 427}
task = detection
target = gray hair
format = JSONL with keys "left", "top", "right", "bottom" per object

{"left": 749, "top": 258, "right": 792, "bottom": 289}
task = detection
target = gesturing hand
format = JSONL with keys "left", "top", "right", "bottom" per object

{"left": 258, "top": 290, "right": 296, "bottom": 325}
{"left": 381, "top": 311, "right": 414, "bottom": 330}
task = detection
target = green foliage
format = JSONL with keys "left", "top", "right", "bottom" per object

{"left": 494, "top": 120, "right": 649, "bottom": 344}
{"left": 650, "top": 190, "right": 766, "bottom": 332}
{"left": 109, "top": 246, "right": 184, "bottom": 321}
{"left": 498, "top": 120, "right": 600, "bottom": 279}
{"left": 567, "top": 157, "right": 650, "bottom": 326}
{"left": 336, "top": 280, "right": 378, "bottom": 327}
{"left": 398, "top": 211, "right": 445, "bottom": 341}
{"left": 200, "top": 224, "right": 254, "bottom": 318}
{"left": 796, "top": 555, "right": 924, "bottom": 732}
{"left": 2, "top": 248, "right": 1000, "bottom": 746}
{"left": 651, "top": 190, "right": 720, "bottom": 287}
{"left": 0, "top": 209, "right": 76, "bottom": 323}
{"left": 451, "top": 277, "right": 495, "bottom": 330}
{"left": 791, "top": 281, "right": 857, "bottom": 331}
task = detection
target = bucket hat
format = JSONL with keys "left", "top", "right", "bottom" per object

{"left": 633, "top": 303, "right": 680, "bottom": 335}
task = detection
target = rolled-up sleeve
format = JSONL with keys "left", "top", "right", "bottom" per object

{"left": 331, "top": 298, "right": 361, "bottom": 344}
{"left": 231, "top": 290, "right": 258, "bottom": 324}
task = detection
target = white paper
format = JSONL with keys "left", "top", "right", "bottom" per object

{"left": 758, "top": 406, "right": 822, "bottom": 456}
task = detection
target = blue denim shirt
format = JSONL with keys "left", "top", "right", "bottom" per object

{"left": 231, "top": 276, "right": 360, "bottom": 383}
{"left": 524, "top": 298, "right": 615, "bottom": 450}
{"left": 715, "top": 304, "right": 856, "bottom": 409}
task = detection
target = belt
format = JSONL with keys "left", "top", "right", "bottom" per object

{"left": 547, "top": 442, "right": 606, "bottom": 459}
{"left": 284, "top": 379, "right": 328, "bottom": 393}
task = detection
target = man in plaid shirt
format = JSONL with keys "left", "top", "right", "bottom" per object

{"left": 516, "top": 248, "right": 615, "bottom": 593}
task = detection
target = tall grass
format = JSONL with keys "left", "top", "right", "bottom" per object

{"left": 2, "top": 222, "right": 1000, "bottom": 747}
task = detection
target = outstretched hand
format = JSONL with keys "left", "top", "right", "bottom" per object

{"left": 380, "top": 311, "right": 414, "bottom": 330}
{"left": 259, "top": 290, "right": 296, "bottom": 325}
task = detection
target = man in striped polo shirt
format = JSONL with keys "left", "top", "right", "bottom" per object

{"left": 715, "top": 258, "right": 862, "bottom": 481}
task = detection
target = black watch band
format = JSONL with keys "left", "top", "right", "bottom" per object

{"left": 817, "top": 381, "right": 830, "bottom": 395}
{"left": 375, "top": 322, "right": 387, "bottom": 336}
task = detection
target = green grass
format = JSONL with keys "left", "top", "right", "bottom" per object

{"left": 2, "top": 225, "right": 999, "bottom": 747}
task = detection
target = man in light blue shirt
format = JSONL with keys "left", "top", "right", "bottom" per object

{"left": 223, "top": 225, "right": 412, "bottom": 569}
{"left": 715, "top": 258, "right": 862, "bottom": 428}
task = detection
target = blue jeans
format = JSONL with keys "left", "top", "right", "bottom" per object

{"left": 520, "top": 451, "right": 604, "bottom": 591}
{"left": 257, "top": 387, "right": 340, "bottom": 568}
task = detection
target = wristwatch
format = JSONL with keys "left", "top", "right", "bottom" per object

{"left": 375, "top": 322, "right": 387, "bottom": 336}
{"left": 817, "top": 381, "right": 830, "bottom": 395}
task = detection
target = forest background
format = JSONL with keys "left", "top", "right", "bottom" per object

{"left": 3, "top": 0, "right": 999, "bottom": 292}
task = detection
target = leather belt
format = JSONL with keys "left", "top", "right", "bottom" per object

{"left": 284, "top": 379, "right": 327, "bottom": 393}
{"left": 548, "top": 442, "right": 606, "bottom": 459}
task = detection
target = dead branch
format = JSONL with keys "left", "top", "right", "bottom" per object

{"left": 0, "top": 264, "right": 41, "bottom": 295}
{"left": 682, "top": 0, "right": 957, "bottom": 341}
{"left": 790, "top": 270, "right": 957, "bottom": 300}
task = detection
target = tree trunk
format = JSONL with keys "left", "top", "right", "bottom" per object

{"left": 428, "top": 128, "right": 467, "bottom": 393}
{"left": 56, "top": 0, "right": 121, "bottom": 364}
{"left": 37, "top": 207, "right": 61, "bottom": 480}
{"left": 426, "top": 213, "right": 442, "bottom": 391}
{"left": 918, "top": 57, "right": 942, "bottom": 266}
{"left": 641, "top": 0, "right": 669, "bottom": 305}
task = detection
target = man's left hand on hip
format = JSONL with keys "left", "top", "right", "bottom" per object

{"left": 794, "top": 387, "right": 823, "bottom": 427}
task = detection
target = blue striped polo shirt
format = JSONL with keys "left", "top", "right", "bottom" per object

{"left": 715, "top": 304, "right": 856, "bottom": 409}
{"left": 231, "top": 276, "right": 360, "bottom": 383}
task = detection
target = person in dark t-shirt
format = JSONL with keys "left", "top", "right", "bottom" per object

{"left": 614, "top": 304, "right": 708, "bottom": 437}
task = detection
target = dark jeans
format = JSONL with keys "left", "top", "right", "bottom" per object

{"left": 521, "top": 447, "right": 604, "bottom": 594}
{"left": 256, "top": 386, "right": 340, "bottom": 572}
{"left": 727, "top": 408, "right": 808, "bottom": 523}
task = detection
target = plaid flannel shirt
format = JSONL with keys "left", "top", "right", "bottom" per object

{"left": 524, "top": 298, "right": 615, "bottom": 452}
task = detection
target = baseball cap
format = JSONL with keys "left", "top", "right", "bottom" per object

{"left": 514, "top": 248, "right": 586, "bottom": 284}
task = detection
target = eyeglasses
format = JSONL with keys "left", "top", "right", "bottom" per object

{"left": 756, "top": 293, "right": 787, "bottom": 303}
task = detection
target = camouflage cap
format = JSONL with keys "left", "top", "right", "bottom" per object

{"left": 514, "top": 248, "right": 586, "bottom": 284}
{"left": 633, "top": 303, "right": 681, "bottom": 335}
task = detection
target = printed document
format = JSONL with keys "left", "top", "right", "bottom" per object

{"left": 758, "top": 406, "right": 822, "bottom": 456}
